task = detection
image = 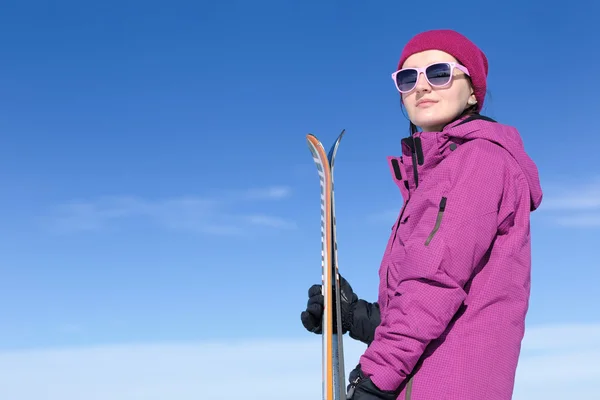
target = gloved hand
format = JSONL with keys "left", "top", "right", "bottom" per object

{"left": 300, "top": 274, "right": 381, "bottom": 345}
{"left": 346, "top": 364, "right": 399, "bottom": 400}
{"left": 300, "top": 274, "right": 357, "bottom": 335}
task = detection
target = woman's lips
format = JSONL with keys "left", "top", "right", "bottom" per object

{"left": 416, "top": 99, "right": 438, "bottom": 108}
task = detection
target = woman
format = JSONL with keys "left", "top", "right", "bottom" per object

{"left": 301, "top": 29, "right": 543, "bottom": 399}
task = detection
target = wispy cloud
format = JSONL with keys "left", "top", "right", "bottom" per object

{"left": 512, "top": 322, "right": 600, "bottom": 398}
{"left": 46, "top": 186, "right": 295, "bottom": 235}
{"left": 519, "top": 322, "right": 600, "bottom": 351}
{"left": 551, "top": 213, "right": 600, "bottom": 227}
{"left": 540, "top": 178, "right": 600, "bottom": 227}
{"left": 0, "top": 322, "right": 598, "bottom": 399}
{"left": 242, "top": 186, "right": 292, "bottom": 200}
{"left": 541, "top": 179, "right": 600, "bottom": 211}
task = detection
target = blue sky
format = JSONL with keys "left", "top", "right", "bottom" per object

{"left": 0, "top": 0, "right": 599, "bottom": 398}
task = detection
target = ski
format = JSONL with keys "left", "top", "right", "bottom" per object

{"left": 306, "top": 129, "right": 347, "bottom": 400}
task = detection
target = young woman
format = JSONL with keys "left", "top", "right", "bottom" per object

{"left": 301, "top": 29, "right": 543, "bottom": 399}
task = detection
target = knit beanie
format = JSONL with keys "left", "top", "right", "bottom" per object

{"left": 397, "top": 29, "right": 488, "bottom": 111}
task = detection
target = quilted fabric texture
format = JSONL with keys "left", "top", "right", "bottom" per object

{"left": 358, "top": 114, "right": 543, "bottom": 399}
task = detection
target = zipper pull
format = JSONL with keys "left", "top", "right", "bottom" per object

{"left": 346, "top": 376, "right": 361, "bottom": 398}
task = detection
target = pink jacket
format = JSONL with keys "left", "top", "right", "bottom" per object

{"left": 359, "top": 114, "right": 543, "bottom": 399}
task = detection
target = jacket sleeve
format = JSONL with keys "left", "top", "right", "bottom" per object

{"left": 349, "top": 300, "right": 381, "bottom": 345}
{"left": 359, "top": 143, "right": 515, "bottom": 391}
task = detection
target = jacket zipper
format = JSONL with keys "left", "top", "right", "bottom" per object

{"left": 424, "top": 197, "right": 447, "bottom": 246}
{"left": 386, "top": 197, "right": 411, "bottom": 306}
{"left": 405, "top": 374, "right": 414, "bottom": 400}
{"left": 346, "top": 375, "right": 361, "bottom": 398}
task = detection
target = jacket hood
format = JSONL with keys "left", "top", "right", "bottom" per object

{"left": 441, "top": 114, "right": 543, "bottom": 211}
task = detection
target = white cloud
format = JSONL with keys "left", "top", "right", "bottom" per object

{"left": 242, "top": 214, "right": 297, "bottom": 229}
{"left": 0, "top": 338, "right": 329, "bottom": 400}
{"left": 541, "top": 179, "right": 600, "bottom": 211}
{"left": 512, "top": 323, "right": 600, "bottom": 398}
{"left": 538, "top": 179, "right": 600, "bottom": 227}
{"left": 519, "top": 322, "right": 600, "bottom": 351}
{"left": 243, "top": 186, "right": 292, "bottom": 200}
{"left": 49, "top": 196, "right": 214, "bottom": 232}
{"left": 551, "top": 213, "right": 600, "bottom": 227}
{"left": 0, "top": 323, "right": 598, "bottom": 400}
{"left": 46, "top": 186, "right": 294, "bottom": 235}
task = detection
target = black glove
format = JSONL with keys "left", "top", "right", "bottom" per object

{"left": 346, "top": 364, "right": 399, "bottom": 400}
{"left": 300, "top": 275, "right": 381, "bottom": 345}
{"left": 300, "top": 274, "right": 357, "bottom": 334}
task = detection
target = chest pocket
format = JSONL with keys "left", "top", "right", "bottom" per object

{"left": 396, "top": 212, "right": 414, "bottom": 245}
{"left": 391, "top": 201, "right": 420, "bottom": 249}
{"left": 385, "top": 193, "right": 447, "bottom": 297}
{"left": 395, "top": 191, "right": 448, "bottom": 248}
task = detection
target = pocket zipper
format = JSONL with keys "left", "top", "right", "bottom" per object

{"left": 425, "top": 197, "right": 447, "bottom": 246}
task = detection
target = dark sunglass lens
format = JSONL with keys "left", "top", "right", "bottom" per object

{"left": 426, "top": 63, "right": 452, "bottom": 86}
{"left": 396, "top": 69, "right": 418, "bottom": 91}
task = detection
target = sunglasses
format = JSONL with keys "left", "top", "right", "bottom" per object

{"left": 391, "top": 62, "right": 470, "bottom": 93}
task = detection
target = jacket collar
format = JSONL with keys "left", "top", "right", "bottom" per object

{"left": 387, "top": 113, "right": 497, "bottom": 201}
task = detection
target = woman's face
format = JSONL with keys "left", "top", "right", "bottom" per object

{"left": 400, "top": 50, "right": 477, "bottom": 132}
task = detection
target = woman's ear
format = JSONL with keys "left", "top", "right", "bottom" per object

{"left": 467, "top": 93, "right": 477, "bottom": 106}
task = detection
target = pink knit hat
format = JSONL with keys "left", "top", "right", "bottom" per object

{"left": 397, "top": 29, "right": 488, "bottom": 111}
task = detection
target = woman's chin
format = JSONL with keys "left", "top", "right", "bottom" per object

{"left": 410, "top": 108, "right": 460, "bottom": 132}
